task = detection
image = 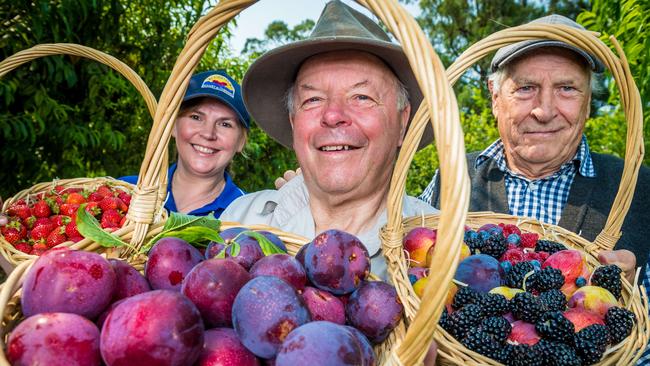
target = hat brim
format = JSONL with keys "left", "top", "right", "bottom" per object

{"left": 491, "top": 40, "right": 605, "bottom": 73}
{"left": 182, "top": 92, "right": 250, "bottom": 129}
{"left": 242, "top": 36, "right": 433, "bottom": 150}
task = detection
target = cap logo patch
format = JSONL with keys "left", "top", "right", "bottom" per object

{"left": 201, "top": 74, "right": 235, "bottom": 98}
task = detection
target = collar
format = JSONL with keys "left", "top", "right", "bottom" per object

{"left": 476, "top": 135, "right": 596, "bottom": 178}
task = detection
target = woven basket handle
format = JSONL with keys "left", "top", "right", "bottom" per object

{"left": 441, "top": 24, "right": 643, "bottom": 253}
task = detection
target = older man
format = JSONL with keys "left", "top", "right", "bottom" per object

{"left": 420, "top": 15, "right": 650, "bottom": 281}
{"left": 220, "top": 1, "right": 436, "bottom": 282}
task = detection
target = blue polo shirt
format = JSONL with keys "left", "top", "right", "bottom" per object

{"left": 119, "top": 163, "right": 245, "bottom": 218}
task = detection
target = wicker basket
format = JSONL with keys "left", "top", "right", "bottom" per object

{"left": 0, "top": 43, "right": 165, "bottom": 267}
{"left": 381, "top": 23, "right": 649, "bottom": 365}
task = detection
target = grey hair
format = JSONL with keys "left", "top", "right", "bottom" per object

{"left": 285, "top": 77, "right": 410, "bottom": 117}
{"left": 488, "top": 64, "right": 603, "bottom": 95}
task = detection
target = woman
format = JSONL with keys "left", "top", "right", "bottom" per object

{"left": 121, "top": 70, "right": 249, "bottom": 217}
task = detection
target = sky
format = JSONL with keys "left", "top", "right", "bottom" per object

{"left": 226, "top": 0, "right": 422, "bottom": 54}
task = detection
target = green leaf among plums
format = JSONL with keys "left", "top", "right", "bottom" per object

{"left": 144, "top": 212, "right": 222, "bottom": 251}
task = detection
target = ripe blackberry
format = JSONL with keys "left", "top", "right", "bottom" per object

{"left": 452, "top": 286, "right": 481, "bottom": 310}
{"left": 464, "top": 230, "right": 483, "bottom": 253}
{"left": 538, "top": 289, "right": 568, "bottom": 312}
{"left": 535, "top": 311, "right": 575, "bottom": 344}
{"left": 574, "top": 336, "right": 605, "bottom": 365}
{"left": 605, "top": 306, "right": 636, "bottom": 344}
{"left": 535, "top": 340, "right": 581, "bottom": 366}
{"left": 591, "top": 265, "right": 623, "bottom": 299}
{"left": 447, "top": 304, "right": 484, "bottom": 339}
{"left": 535, "top": 240, "right": 566, "bottom": 254}
{"left": 504, "top": 261, "right": 536, "bottom": 290}
{"left": 500, "top": 343, "right": 542, "bottom": 366}
{"left": 461, "top": 330, "right": 502, "bottom": 360}
{"left": 576, "top": 324, "right": 610, "bottom": 347}
{"left": 511, "top": 292, "right": 544, "bottom": 323}
{"left": 529, "top": 267, "right": 565, "bottom": 292}
{"left": 479, "top": 293, "right": 510, "bottom": 316}
{"left": 479, "top": 316, "right": 511, "bottom": 343}
{"left": 480, "top": 232, "right": 507, "bottom": 259}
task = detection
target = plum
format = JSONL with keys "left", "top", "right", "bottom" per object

{"left": 181, "top": 258, "right": 251, "bottom": 327}
{"left": 225, "top": 232, "right": 265, "bottom": 270}
{"left": 7, "top": 312, "right": 101, "bottom": 366}
{"left": 453, "top": 254, "right": 503, "bottom": 293}
{"left": 275, "top": 321, "right": 363, "bottom": 365}
{"left": 345, "top": 326, "right": 376, "bottom": 366}
{"left": 301, "top": 286, "right": 346, "bottom": 324}
{"left": 346, "top": 281, "right": 403, "bottom": 343}
{"left": 304, "top": 229, "right": 370, "bottom": 295}
{"left": 204, "top": 240, "right": 226, "bottom": 260}
{"left": 232, "top": 276, "right": 311, "bottom": 359}
{"left": 249, "top": 254, "right": 307, "bottom": 291}
{"left": 109, "top": 259, "right": 151, "bottom": 301}
{"left": 220, "top": 227, "right": 247, "bottom": 241}
{"left": 196, "top": 328, "right": 260, "bottom": 366}
{"left": 294, "top": 243, "right": 309, "bottom": 267}
{"left": 100, "top": 290, "right": 204, "bottom": 366}
{"left": 22, "top": 249, "right": 116, "bottom": 319}
{"left": 145, "top": 237, "right": 203, "bottom": 291}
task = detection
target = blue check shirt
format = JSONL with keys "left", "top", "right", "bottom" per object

{"left": 419, "top": 135, "right": 595, "bottom": 226}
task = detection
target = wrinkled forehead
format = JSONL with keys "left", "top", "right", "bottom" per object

{"left": 295, "top": 50, "right": 400, "bottom": 86}
{"left": 506, "top": 47, "right": 591, "bottom": 76}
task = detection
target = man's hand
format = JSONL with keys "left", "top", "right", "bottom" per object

{"left": 274, "top": 168, "right": 302, "bottom": 189}
{"left": 598, "top": 249, "right": 637, "bottom": 284}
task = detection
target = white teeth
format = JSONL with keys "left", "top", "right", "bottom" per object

{"left": 321, "top": 145, "right": 351, "bottom": 151}
{"left": 193, "top": 145, "right": 216, "bottom": 154}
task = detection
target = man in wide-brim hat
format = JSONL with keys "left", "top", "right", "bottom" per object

{"left": 221, "top": 0, "right": 437, "bottom": 281}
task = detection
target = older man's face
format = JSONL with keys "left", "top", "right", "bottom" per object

{"left": 290, "top": 51, "right": 409, "bottom": 199}
{"left": 491, "top": 49, "right": 591, "bottom": 177}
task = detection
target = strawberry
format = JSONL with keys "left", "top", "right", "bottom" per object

{"left": 54, "top": 185, "right": 66, "bottom": 194}
{"left": 88, "top": 192, "right": 104, "bottom": 202}
{"left": 100, "top": 209, "right": 121, "bottom": 229}
{"left": 96, "top": 185, "right": 114, "bottom": 198}
{"left": 117, "top": 191, "right": 132, "bottom": 206}
{"left": 51, "top": 215, "right": 71, "bottom": 227}
{"left": 99, "top": 197, "right": 122, "bottom": 212}
{"left": 23, "top": 216, "right": 37, "bottom": 229}
{"left": 115, "top": 197, "right": 128, "bottom": 213}
{"left": 65, "top": 221, "right": 81, "bottom": 238}
{"left": 119, "top": 215, "right": 127, "bottom": 227}
{"left": 1, "top": 226, "right": 22, "bottom": 245}
{"left": 66, "top": 192, "right": 87, "bottom": 205}
{"left": 7, "top": 203, "right": 32, "bottom": 221}
{"left": 44, "top": 197, "right": 61, "bottom": 214}
{"left": 519, "top": 232, "right": 539, "bottom": 249}
{"left": 14, "top": 241, "right": 32, "bottom": 254}
{"left": 32, "top": 242, "right": 49, "bottom": 256}
{"left": 69, "top": 236, "right": 84, "bottom": 243}
{"left": 60, "top": 203, "right": 80, "bottom": 217}
{"left": 46, "top": 226, "right": 67, "bottom": 248}
{"left": 85, "top": 201, "right": 102, "bottom": 216}
{"left": 32, "top": 200, "right": 51, "bottom": 218}
{"left": 30, "top": 223, "right": 54, "bottom": 241}
{"left": 33, "top": 217, "right": 52, "bottom": 228}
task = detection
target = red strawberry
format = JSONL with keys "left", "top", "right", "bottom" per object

{"left": 32, "top": 242, "right": 49, "bottom": 256}
{"left": 117, "top": 191, "right": 132, "bottom": 206}
{"left": 30, "top": 223, "right": 54, "bottom": 241}
{"left": 69, "top": 236, "right": 84, "bottom": 243}
{"left": 99, "top": 197, "right": 119, "bottom": 212}
{"left": 119, "top": 215, "right": 127, "bottom": 227}
{"left": 32, "top": 200, "right": 51, "bottom": 218}
{"left": 33, "top": 217, "right": 52, "bottom": 228}
{"left": 65, "top": 221, "right": 81, "bottom": 238}
{"left": 46, "top": 226, "right": 67, "bottom": 248}
{"left": 54, "top": 185, "right": 66, "bottom": 194}
{"left": 44, "top": 197, "right": 61, "bottom": 214}
{"left": 100, "top": 209, "right": 122, "bottom": 229}
{"left": 66, "top": 192, "right": 86, "bottom": 205}
{"left": 7, "top": 203, "right": 31, "bottom": 220}
{"left": 88, "top": 192, "right": 104, "bottom": 202}
{"left": 51, "top": 215, "right": 71, "bottom": 227}
{"left": 96, "top": 185, "right": 114, "bottom": 198}
{"left": 519, "top": 233, "right": 539, "bottom": 249}
{"left": 14, "top": 242, "right": 32, "bottom": 254}
{"left": 1, "top": 226, "right": 22, "bottom": 245}
{"left": 115, "top": 197, "right": 128, "bottom": 213}
{"left": 85, "top": 201, "right": 102, "bottom": 216}
{"left": 59, "top": 203, "right": 80, "bottom": 217}
{"left": 23, "top": 215, "right": 37, "bottom": 229}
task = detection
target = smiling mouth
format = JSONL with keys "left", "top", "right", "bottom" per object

{"left": 319, "top": 145, "right": 359, "bottom": 151}
{"left": 193, "top": 144, "right": 218, "bottom": 154}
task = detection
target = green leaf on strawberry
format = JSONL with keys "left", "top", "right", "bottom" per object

{"left": 76, "top": 204, "right": 128, "bottom": 248}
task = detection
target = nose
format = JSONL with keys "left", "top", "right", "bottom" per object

{"left": 531, "top": 87, "right": 556, "bottom": 123}
{"left": 321, "top": 97, "right": 351, "bottom": 128}
{"left": 199, "top": 121, "right": 218, "bottom": 140}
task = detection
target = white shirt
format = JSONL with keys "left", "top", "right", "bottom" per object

{"left": 221, "top": 175, "right": 438, "bottom": 280}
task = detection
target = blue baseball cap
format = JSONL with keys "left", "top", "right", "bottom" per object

{"left": 183, "top": 70, "right": 251, "bottom": 129}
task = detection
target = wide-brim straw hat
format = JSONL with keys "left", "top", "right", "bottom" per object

{"left": 242, "top": 0, "right": 433, "bottom": 150}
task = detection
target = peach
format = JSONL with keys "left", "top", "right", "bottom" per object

{"left": 489, "top": 286, "right": 524, "bottom": 300}
{"left": 542, "top": 249, "right": 587, "bottom": 284}
{"left": 507, "top": 321, "right": 540, "bottom": 345}
{"left": 413, "top": 277, "right": 429, "bottom": 298}
{"left": 403, "top": 227, "right": 436, "bottom": 267}
{"left": 563, "top": 307, "right": 604, "bottom": 332}
{"left": 568, "top": 286, "right": 618, "bottom": 317}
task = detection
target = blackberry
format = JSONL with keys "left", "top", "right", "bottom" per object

{"left": 591, "top": 265, "right": 623, "bottom": 299}
{"left": 535, "top": 340, "right": 581, "bottom": 366}
{"left": 452, "top": 286, "right": 481, "bottom": 310}
{"left": 535, "top": 239, "right": 566, "bottom": 254}
{"left": 574, "top": 336, "right": 605, "bottom": 365}
{"left": 529, "top": 267, "right": 565, "bottom": 292}
{"left": 479, "top": 316, "right": 511, "bottom": 343}
{"left": 511, "top": 292, "right": 544, "bottom": 323}
{"left": 535, "top": 311, "right": 575, "bottom": 344}
{"left": 605, "top": 306, "right": 636, "bottom": 344}
{"left": 480, "top": 232, "right": 507, "bottom": 259}
{"left": 447, "top": 304, "right": 484, "bottom": 339}
{"left": 500, "top": 344, "right": 542, "bottom": 366}
{"left": 464, "top": 230, "right": 483, "bottom": 253}
{"left": 576, "top": 324, "right": 610, "bottom": 347}
{"left": 505, "top": 261, "right": 536, "bottom": 290}
{"left": 461, "top": 330, "right": 502, "bottom": 360}
{"left": 479, "top": 293, "right": 510, "bottom": 316}
{"left": 539, "top": 289, "right": 568, "bottom": 312}
{"left": 439, "top": 307, "right": 449, "bottom": 329}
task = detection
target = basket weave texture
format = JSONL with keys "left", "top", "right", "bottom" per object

{"left": 381, "top": 23, "right": 648, "bottom": 365}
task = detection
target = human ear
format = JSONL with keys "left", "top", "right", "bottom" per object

{"left": 397, "top": 104, "right": 411, "bottom": 147}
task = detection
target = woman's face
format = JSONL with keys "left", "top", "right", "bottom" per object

{"left": 173, "top": 97, "right": 246, "bottom": 178}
